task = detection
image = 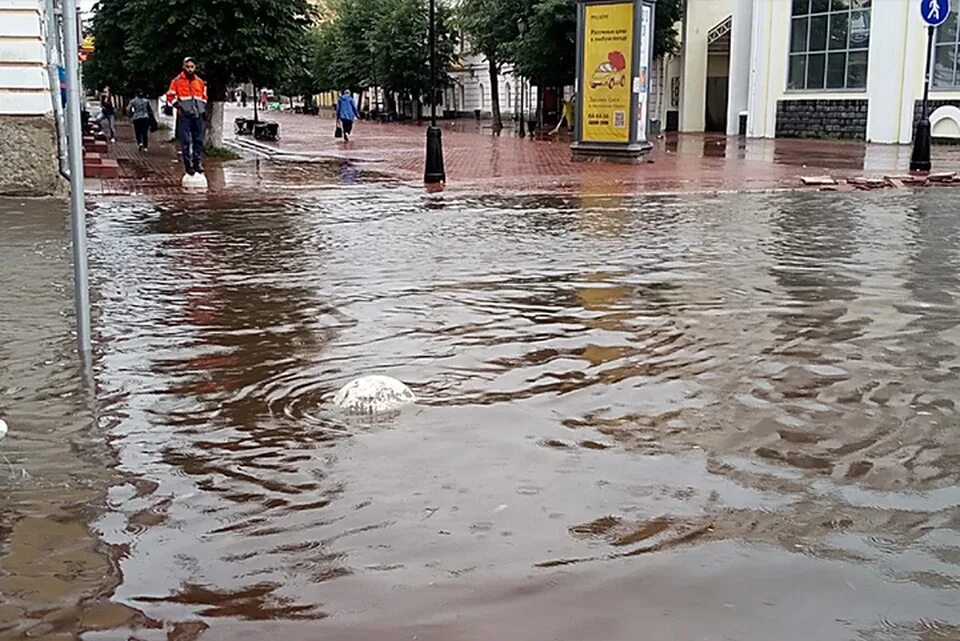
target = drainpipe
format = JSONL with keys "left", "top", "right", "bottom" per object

{"left": 44, "top": 0, "right": 69, "bottom": 177}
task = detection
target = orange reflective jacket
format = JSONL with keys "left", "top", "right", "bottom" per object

{"left": 166, "top": 73, "right": 207, "bottom": 118}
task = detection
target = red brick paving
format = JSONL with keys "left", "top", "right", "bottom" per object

{"left": 230, "top": 105, "right": 960, "bottom": 194}
{"left": 92, "top": 107, "right": 960, "bottom": 197}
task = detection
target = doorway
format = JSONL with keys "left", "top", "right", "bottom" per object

{"left": 704, "top": 16, "right": 730, "bottom": 133}
{"left": 705, "top": 75, "right": 728, "bottom": 132}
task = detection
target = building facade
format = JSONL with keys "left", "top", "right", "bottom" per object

{"left": 446, "top": 54, "right": 540, "bottom": 121}
{"left": 676, "top": 0, "right": 960, "bottom": 143}
{"left": 0, "top": 0, "right": 61, "bottom": 196}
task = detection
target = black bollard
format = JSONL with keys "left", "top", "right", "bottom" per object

{"left": 424, "top": 126, "right": 445, "bottom": 184}
{"left": 911, "top": 118, "right": 932, "bottom": 173}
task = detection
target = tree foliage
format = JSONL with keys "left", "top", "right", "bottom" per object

{"left": 458, "top": 0, "right": 524, "bottom": 126}
{"left": 86, "top": 0, "right": 314, "bottom": 101}
{"left": 311, "top": 0, "right": 457, "bottom": 104}
{"left": 458, "top": 0, "right": 523, "bottom": 68}
{"left": 510, "top": 0, "right": 577, "bottom": 88}
{"left": 654, "top": 0, "right": 683, "bottom": 58}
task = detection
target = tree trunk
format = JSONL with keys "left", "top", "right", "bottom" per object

{"left": 205, "top": 83, "right": 227, "bottom": 148}
{"left": 488, "top": 56, "right": 502, "bottom": 130}
{"left": 206, "top": 101, "right": 225, "bottom": 147}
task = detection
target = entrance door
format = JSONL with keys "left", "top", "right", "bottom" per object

{"left": 705, "top": 76, "right": 728, "bottom": 132}
{"left": 704, "top": 17, "right": 731, "bottom": 133}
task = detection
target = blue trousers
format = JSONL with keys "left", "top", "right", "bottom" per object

{"left": 177, "top": 115, "right": 205, "bottom": 170}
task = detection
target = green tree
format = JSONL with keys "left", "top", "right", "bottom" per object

{"left": 309, "top": 0, "right": 457, "bottom": 114}
{"left": 87, "top": 0, "right": 314, "bottom": 145}
{"left": 510, "top": 0, "right": 576, "bottom": 89}
{"left": 458, "top": 0, "right": 523, "bottom": 129}
{"left": 654, "top": 0, "right": 683, "bottom": 58}
{"left": 371, "top": 0, "right": 457, "bottom": 114}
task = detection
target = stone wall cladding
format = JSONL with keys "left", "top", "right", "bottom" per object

{"left": 913, "top": 99, "right": 960, "bottom": 144}
{"left": 0, "top": 115, "right": 62, "bottom": 197}
{"left": 775, "top": 99, "right": 868, "bottom": 140}
{"left": 913, "top": 98, "right": 960, "bottom": 126}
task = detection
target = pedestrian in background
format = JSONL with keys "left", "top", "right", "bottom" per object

{"left": 241, "top": 89, "right": 248, "bottom": 108}
{"left": 128, "top": 90, "right": 156, "bottom": 151}
{"left": 336, "top": 89, "right": 358, "bottom": 143}
{"left": 97, "top": 86, "right": 118, "bottom": 142}
{"left": 548, "top": 93, "right": 577, "bottom": 137}
{"left": 166, "top": 56, "right": 208, "bottom": 175}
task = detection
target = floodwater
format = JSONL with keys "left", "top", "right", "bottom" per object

{"left": 1, "top": 187, "right": 959, "bottom": 641}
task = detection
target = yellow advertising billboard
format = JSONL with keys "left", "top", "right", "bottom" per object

{"left": 581, "top": 2, "right": 633, "bottom": 143}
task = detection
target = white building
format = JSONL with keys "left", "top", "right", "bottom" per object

{"left": 671, "top": 0, "right": 960, "bottom": 143}
{"left": 446, "top": 53, "right": 541, "bottom": 122}
{"left": 0, "top": 0, "right": 61, "bottom": 195}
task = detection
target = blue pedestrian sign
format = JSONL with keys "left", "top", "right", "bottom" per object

{"left": 921, "top": 0, "right": 951, "bottom": 27}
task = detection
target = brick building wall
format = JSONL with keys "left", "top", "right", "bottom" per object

{"left": 775, "top": 99, "right": 868, "bottom": 140}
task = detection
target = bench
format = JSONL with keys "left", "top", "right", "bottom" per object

{"left": 234, "top": 117, "right": 257, "bottom": 136}
{"left": 253, "top": 121, "right": 280, "bottom": 141}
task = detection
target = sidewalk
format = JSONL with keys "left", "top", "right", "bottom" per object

{"left": 90, "top": 106, "right": 960, "bottom": 197}
{"left": 226, "top": 105, "right": 960, "bottom": 194}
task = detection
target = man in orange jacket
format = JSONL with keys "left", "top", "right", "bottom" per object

{"left": 166, "top": 57, "right": 208, "bottom": 175}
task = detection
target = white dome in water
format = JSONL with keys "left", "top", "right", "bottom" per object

{"left": 0, "top": 418, "right": 7, "bottom": 440}
{"left": 333, "top": 376, "right": 416, "bottom": 414}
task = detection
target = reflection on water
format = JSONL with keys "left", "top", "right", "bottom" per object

{"left": 1, "top": 188, "right": 960, "bottom": 640}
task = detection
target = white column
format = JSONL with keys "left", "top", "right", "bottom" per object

{"left": 866, "top": 0, "right": 911, "bottom": 143}
{"left": 746, "top": 0, "right": 771, "bottom": 137}
{"left": 898, "top": 4, "right": 929, "bottom": 144}
{"left": 726, "top": 0, "right": 753, "bottom": 135}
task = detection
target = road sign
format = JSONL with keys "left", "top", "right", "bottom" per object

{"left": 921, "top": 0, "right": 951, "bottom": 27}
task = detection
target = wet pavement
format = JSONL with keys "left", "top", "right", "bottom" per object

{"left": 222, "top": 105, "right": 960, "bottom": 194}
{"left": 89, "top": 107, "right": 960, "bottom": 198}
{"left": 2, "top": 181, "right": 960, "bottom": 640}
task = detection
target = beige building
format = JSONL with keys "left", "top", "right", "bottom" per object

{"left": 672, "top": 0, "right": 960, "bottom": 143}
{"left": 0, "top": 0, "right": 61, "bottom": 195}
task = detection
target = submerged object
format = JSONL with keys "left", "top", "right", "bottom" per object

{"left": 182, "top": 172, "right": 208, "bottom": 189}
{"left": 0, "top": 418, "right": 6, "bottom": 440}
{"left": 333, "top": 376, "right": 416, "bottom": 414}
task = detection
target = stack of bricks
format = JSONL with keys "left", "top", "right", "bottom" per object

{"left": 83, "top": 133, "right": 119, "bottom": 178}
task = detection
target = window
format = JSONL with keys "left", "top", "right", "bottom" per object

{"left": 934, "top": 12, "right": 960, "bottom": 88}
{"left": 788, "top": 0, "right": 871, "bottom": 91}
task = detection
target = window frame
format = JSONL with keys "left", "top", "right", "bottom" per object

{"left": 786, "top": 0, "right": 872, "bottom": 93}
{"left": 932, "top": 12, "right": 960, "bottom": 91}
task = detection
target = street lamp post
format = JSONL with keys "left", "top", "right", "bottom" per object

{"left": 517, "top": 19, "right": 526, "bottom": 139}
{"left": 911, "top": 25, "right": 936, "bottom": 173}
{"left": 912, "top": 0, "right": 951, "bottom": 172}
{"left": 424, "top": 0, "right": 446, "bottom": 184}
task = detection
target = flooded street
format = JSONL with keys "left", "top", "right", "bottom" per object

{"left": 2, "top": 186, "right": 960, "bottom": 640}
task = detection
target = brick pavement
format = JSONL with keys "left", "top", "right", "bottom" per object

{"left": 229, "top": 105, "right": 960, "bottom": 194}
{"left": 90, "top": 106, "right": 960, "bottom": 197}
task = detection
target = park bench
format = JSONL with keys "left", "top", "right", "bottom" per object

{"left": 253, "top": 121, "right": 280, "bottom": 141}
{"left": 234, "top": 117, "right": 256, "bottom": 136}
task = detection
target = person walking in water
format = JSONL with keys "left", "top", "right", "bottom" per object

{"left": 128, "top": 90, "right": 155, "bottom": 152}
{"left": 166, "top": 57, "right": 208, "bottom": 175}
{"left": 97, "top": 86, "right": 118, "bottom": 142}
{"left": 336, "top": 89, "right": 358, "bottom": 143}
